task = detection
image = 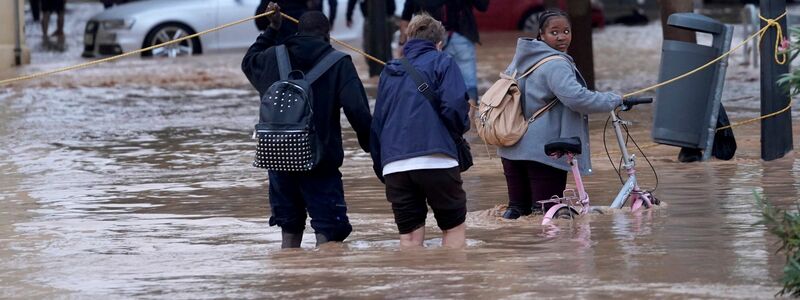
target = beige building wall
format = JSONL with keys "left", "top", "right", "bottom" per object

{"left": 0, "top": 0, "right": 30, "bottom": 74}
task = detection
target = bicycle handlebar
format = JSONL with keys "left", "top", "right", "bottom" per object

{"left": 620, "top": 97, "right": 653, "bottom": 111}
{"left": 624, "top": 97, "right": 653, "bottom": 105}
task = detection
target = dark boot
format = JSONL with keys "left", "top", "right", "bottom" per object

{"left": 281, "top": 230, "right": 303, "bottom": 248}
{"left": 502, "top": 207, "right": 531, "bottom": 220}
{"left": 531, "top": 202, "right": 545, "bottom": 215}
{"left": 678, "top": 147, "right": 703, "bottom": 163}
{"left": 315, "top": 233, "right": 330, "bottom": 247}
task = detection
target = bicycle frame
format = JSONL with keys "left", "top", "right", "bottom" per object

{"left": 541, "top": 108, "right": 655, "bottom": 225}
{"left": 541, "top": 153, "right": 590, "bottom": 225}
{"left": 608, "top": 110, "right": 653, "bottom": 210}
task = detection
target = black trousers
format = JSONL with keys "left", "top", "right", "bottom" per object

{"left": 41, "top": 0, "right": 65, "bottom": 13}
{"left": 30, "top": 0, "right": 41, "bottom": 21}
{"left": 501, "top": 158, "right": 567, "bottom": 213}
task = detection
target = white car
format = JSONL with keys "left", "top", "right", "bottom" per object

{"left": 81, "top": 0, "right": 384, "bottom": 58}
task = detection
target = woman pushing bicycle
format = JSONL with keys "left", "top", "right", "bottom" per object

{"left": 498, "top": 9, "right": 627, "bottom": 219}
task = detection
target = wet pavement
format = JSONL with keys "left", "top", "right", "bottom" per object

{"left": 2, "top": 2, "right": 800, "bottom": 299}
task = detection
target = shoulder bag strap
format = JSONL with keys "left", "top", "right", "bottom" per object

{"left": 399, "top": 58, "right": 438, "bottom": 102}
{"left": 275, "top": 45, "right": 291, "bottom": 80}
{"left": 399, "top": 57, "right": 462, "bottom": 140}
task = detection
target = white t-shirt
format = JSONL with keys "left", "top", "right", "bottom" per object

{"left": 382, "top": 153, "right": 458, "bottom": 176}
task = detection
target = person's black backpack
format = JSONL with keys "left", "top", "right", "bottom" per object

{"left": 253, "top": 45, "right": 346, "bottom": 171}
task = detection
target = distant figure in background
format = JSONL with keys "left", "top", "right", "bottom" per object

{"left": 308, "top": 0, "right": 338, "bottom": 27}
{"left": 41, "top": 0, "right": 66, "bottom": 49}
{"left": 400, "top": 0, "right": 490, "bottom": 106}
{"left": 30, "top": 0, "right": 41, "bottom": 22}
{"left": 100, "top": 0, "right": 133, "bottom": 9}
{"left": 613, "top": 8, "right": 649, "bottom": 26}
{"left": 255, "top": 0, "right": 338, "bottom": 35}
{"left": 346, "top": 0, "right": 396, "bottom": 77}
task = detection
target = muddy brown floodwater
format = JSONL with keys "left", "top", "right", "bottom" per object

{"left": 2, "top": 10, "right": 800, "bottom": 298}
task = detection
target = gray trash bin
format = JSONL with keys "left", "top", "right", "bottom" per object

{"left": 652, "top": 13, "right": 733, "bottom": 157}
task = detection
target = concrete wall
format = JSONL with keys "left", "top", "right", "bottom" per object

{"left": 0, "top": 0, "right": 30, "bottom": 74}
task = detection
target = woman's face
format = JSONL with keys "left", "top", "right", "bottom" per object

{"left": 539, "top": 16, "right": 571, "bottom": 53}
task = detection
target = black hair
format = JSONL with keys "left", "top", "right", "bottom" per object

{"left": 537, "top": 9, "right": 570, "bottom": 39}
{"left": 298, "top": 11, "right": 330, "bottom": 37}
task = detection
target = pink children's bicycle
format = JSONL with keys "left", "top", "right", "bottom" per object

{"left": 540, "top": 98, "right": 659, "bottom": 225}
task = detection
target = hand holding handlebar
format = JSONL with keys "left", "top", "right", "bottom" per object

{"left": 620, "top": 97, "right": 653, "bottom": 111}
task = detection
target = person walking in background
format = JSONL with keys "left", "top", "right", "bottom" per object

{"left": 41, "top": 0, "right": 66, "bottom": 50}
{"left": 346, "top": 0, "right": 396, "bottom": 77}
{"left": 30, "top": 0, "right": 41, "bottom": 22}
{"left": 399, "top": 0, "right": 490, "bottom": 107}
{"left": 100, "top": 0, "right": 133, "bottom": 9}
{"left": 370, "top": 14, "right": 470, "bottom": 249}
{"left": 497, "top": 9, "right": 622, "bottom": 219}
{"left": 242, "top": 3, "right": 373, "bottom": 248}
{"left": 308, "top": 0, "right": 338, "bottom": 27}
{"left": 255, "top": 0, "right": 339, "bottom": 34}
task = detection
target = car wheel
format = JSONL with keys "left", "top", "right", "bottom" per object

{"left": 142, "top": 23, "right": 201, "bottom": 58}
{"left": 520, "top": 8, "right": 545, "bottom": 34}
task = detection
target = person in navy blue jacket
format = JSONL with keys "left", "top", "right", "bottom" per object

{"left": 370, "top": 14, "right": 470, "bottom": 249}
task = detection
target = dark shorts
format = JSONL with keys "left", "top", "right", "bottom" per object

{"left": 42, "top": 0, "right": 66, "bottom": 13}
{"left": 384, "top": 167, "right": 467, "bottom": 234}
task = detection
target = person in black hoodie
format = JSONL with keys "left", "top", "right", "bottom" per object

{"left": 242, "top": 3, "right": 372, "bottom": 248}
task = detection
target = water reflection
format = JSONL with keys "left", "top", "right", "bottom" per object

{"left": 0, "top": 27, "right": 794, "bottom": 298}
{"left": 1, "top": 84, "right": 790, "bottom": 300}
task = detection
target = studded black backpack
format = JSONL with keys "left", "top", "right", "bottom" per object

{"left": 253, "top": 45, "right": 346, "bottom": 171}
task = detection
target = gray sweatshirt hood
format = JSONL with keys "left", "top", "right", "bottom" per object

{"left": 504, "top": 38, "right": 573, "bottom": 77}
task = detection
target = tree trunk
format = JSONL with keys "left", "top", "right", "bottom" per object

{"left": 366, "top": 0, "right": 390, "bottom": 77}
{"left": 759, "top": 0, "right": 792, "bottom": 160}
{"left": 566, "top": 0, "right": 595, "bottom": 89}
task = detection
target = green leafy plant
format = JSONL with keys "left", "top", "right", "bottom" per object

{"left": 756, "top": 192, "right": 800, "bottom": 297}
{"left": 777, "top": 27, "right": 800, "bottom": 95}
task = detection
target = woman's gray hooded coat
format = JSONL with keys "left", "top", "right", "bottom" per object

{"left": 497, "top": 38, "right": 622, "bottom": 174}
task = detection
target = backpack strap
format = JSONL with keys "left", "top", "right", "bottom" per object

{"left": 527, "top": 99, "right": 558, "bottom": 123}
{"left": 516, "top": 55, "right": 568, "bottom": 123}
{"left": 304, "top": 50, "right": 348, "bottom": 83}
{"left": 275, "top": 45, "right": 291, "bottom": 80}
{"left": 518, "top": 55, "right": 567, "bottom": 79}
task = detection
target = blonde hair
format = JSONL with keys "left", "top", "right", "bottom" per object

{"left": 406, "top": 13, "right": 446, "bottom": 44}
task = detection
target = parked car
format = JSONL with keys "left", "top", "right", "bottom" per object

{"left": 82, "top": 0, "right": 617, "bottom": 59}
{"left": 82, "top": 0, "right": 364, "bottom": 58}
{"left": 601, "top": 0, "right": 659, "bottom": 25}
{"left": 472, "top": 0, "right": 605, "bottom": 33}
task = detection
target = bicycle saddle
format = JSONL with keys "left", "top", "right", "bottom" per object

{"left": 544, "top": 137, "right": 582, "bottom": 156}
